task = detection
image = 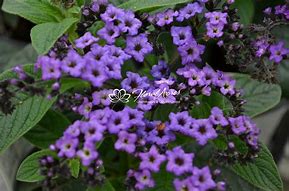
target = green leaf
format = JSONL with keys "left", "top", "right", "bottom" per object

{"left": 16, "top": 149, "right": 56, "bottom": 182}
{"left": 0, "top": 64, "right": 89, "bottom": 153}
{"left": 232, "top": 0, "right": 255, "bottom": 25}
{"left": 147, "top": 167, "right": 174, "bottom": 191}
{"left": 0, "top": 96, "right": 56, "bottom": 154}
{"left": 1, "top": 0, "right": 65, "bottom": 24}
{"left": 31, "top": 18, "right": 78, "bottom": 55}
{"left": 87, "top": 179, "right": 116, "bottom": 191}
{"left": 153, "top": 104, "right": 178, "bottom": 121}
{"left": 24, "top": 110, "right": 71, "bottom": 149}
{"left": 229, "top": 144, "right": 283, "bottom": 191}
{"left": 119, "top": 0, "right": 190, "bottom": 11}
{"left": 232, "top": 73, "right": 282, "bottom": 117}
{"left": 222, "top": 168, "right": 262, "bottom": 191}
{"left": 69, "top": 159, "right": 80, "bottom": 178}
{"left": 190, "top": 91, "right": 233, "bottom": 118}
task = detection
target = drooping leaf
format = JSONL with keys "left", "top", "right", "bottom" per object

{"left": 119, "top": 0, "right": 190, "bottom": 11}
{"left": 31, "top": 18, "right": 78, "bottom": 55}
{"left": 16, "top": 149, "right": 56, "bottom": 182}
{"left": 232, "top": 73, "right": 281, "bottom": 117}
{"left": 1, "top": 0, "right": 65, "bottom": 24}
{"left": 229, "top": 144, "right": 283, "bottom": 191}
{"left": 24, "top": 110, "right": 71, "bottom": 149}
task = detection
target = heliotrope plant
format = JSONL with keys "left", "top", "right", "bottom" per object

{"left": 0, "top": 0, "right": 287, "bottom": 191}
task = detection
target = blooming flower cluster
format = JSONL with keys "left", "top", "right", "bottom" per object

{"left": 205, "top": 12, "right": 228, "bottom": 39}
{"left": 27, "top": 0, "right": 268, "bottom": 190}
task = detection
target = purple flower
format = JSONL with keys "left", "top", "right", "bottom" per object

{"left": 254, "top": 39, "right": 269, "bottom": 57}
{"left": 269, "top": 41, "right": 289, "bottom": 63}
{"left": 123, "top": 107, "right": 145, "bottom": 128}
{"left": 202, "top": 65, "right": 217, "bottom": 85}
{"left": 171, "top": 26, "right": 193, "bottom": 46}
{"left": 108, "top": 111, "right": 129, "bottom": 134}
{"left": 56, "top": 137, "right": 79, "bottom": 158}
{"left": 121, "top": 72, "right": 150, "bottom": 93}
{"left": 217, "top": 78, "right": 236, "bottom": 96}
{"left": 166, "top": 146, "right": 194, "bottom": 176}
{"left": 177, "top": 2, "right": 203, "bottom": 22}
{"left": 186, "top": 68, "right": 205, "bottom": 87}
{"left": 229, "top": 116, "right": 247, "bottom": 135}
{"left": 205, "top": 12, "right": 228, "bottom": 25}
{"left": 90, "top": 0, "right": 109, "bottom": 13}
{"left": 146, "top": 124, "right": 176, "bottom": 145}
{"left": 206, "top": 23, "right": 224, "bottom": 38}
{"left": 125, "top": 33, "right": 153, "bottom": 62}
{"left": 119, "top": 10, "right": 142, "bottom": 35}
{"left": 190, "top": 119, "right": 217, "bottom": 145}
{"left": 209, "top": 107, "right": 228, "bottom": 127}
{"left": 103, "top": 45, "right": 131, "bottom": 64}
{"left": 75, "top": 32, "right": 98, "bottom": 49}
{"left": 151, "top": 60, "right": 169, "bottom": 79}
{"left": 100, "top": 4, "right": 124, "bottom": 23}
{"left": 81, "top": 120, "right": 106, "bottom": 142}
{"left": 190, "top": 166, "right": 216, "bottom": 190}
{"left": 89, "top": 107, "right": 112, "bottom": 125}
{"left": 103, "top": 57, "right": 122, "bottom": 79}
{"left": 134, "top": 170, "right": 155, "bottom": 190}
{"left": 263, "top": 7, "right": 272, "bottom": 15}
{"left": 139, "top": 145, "right": 166, "bottom": 172}
{"left": 64, "top": 121, "right": 82, "bottom": 138}
{"left": 275, "top": 5, "right": 287, "bottom": 15}
{"left": 77, "top": 97, "right": 93, "bottom": 118}
{"left": 114, "top": 131, "right": 137, "bottom": 153}
{"left": 97, "top": 24, "right": 120, "bottom": 44}
{"left": 155, "top": 9, "right": 178, "bottom": 27}
{"left": 82, "top": 58, "right": 107, "bottom": 87}
{"left": 77, "top": 143, "right": 98, "bottom": 166}
{"left": 61, "top": 49, "right": 85, "bottom": 77}
{"left": 92, "top": 89, "right": 112, "bottom": 106}
{"left": 169, "top": 111, "right": 193, "bottom": 133}
{"left": 174, "top": 178, "right": 197, "bottom": 191}
{"left": 178, "top": 41, "right": 205, "bottom": 64}
{"left": 85, "top": 44, "right": 107, "bottom": 62}
{"left": 38, "top": 56, "right": 61, "bottom": 80}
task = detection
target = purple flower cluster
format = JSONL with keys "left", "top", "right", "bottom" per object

{"left": 171, "top": 26, "right": 205, "bottom": 65}
{"left": 205, "top": 11, "right": 228, "bottom": 38}
{"left": 177, "top": 65, "right": 236, "bottom": 97}
{"left": 33, "top": 1, "right": 265, "bottom": 190}
{"left": 253, "top": 40, "right": 289, "bottom": 63}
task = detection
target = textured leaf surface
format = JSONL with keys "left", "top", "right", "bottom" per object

{"left": 16, "top": 150, "right": 55, "bottom": 182}
{"left": 230, "top": 144, "right": 283, "bottom": 191}
{"left": 119, "top": 0, "right": 190, "bottom": 11}
{"left": 31, "top": 18, "right": 78, "bottom": 55}
{"left": 232, "top": 73, "right": 281, "bottom": 117}
{"left": 0, "top": 65, "right": 88, "bottom": 153}
{"left": 1, "top": 0, "right": 65, "bottom": 24}
{"left": 69, "top": 159, "right": 80, "bottom": 178}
